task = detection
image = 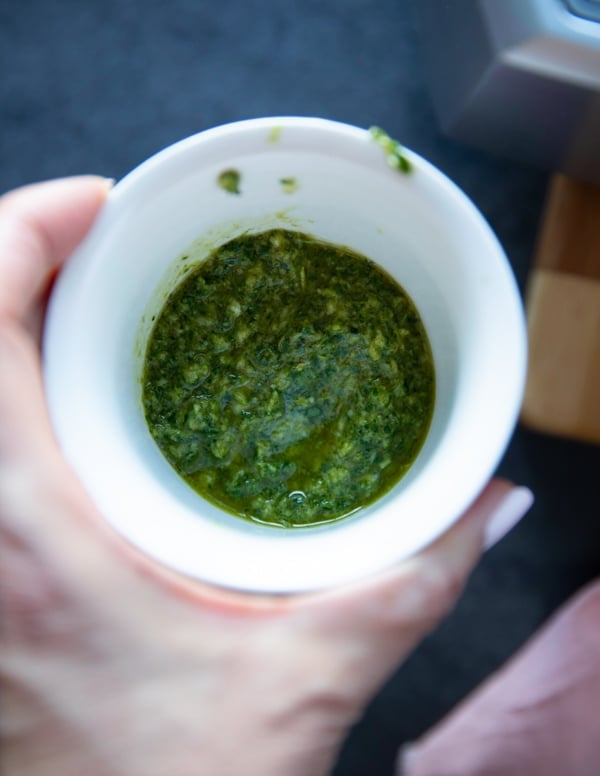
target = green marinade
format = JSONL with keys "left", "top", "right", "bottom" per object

{"left": 143, "top": 229, "right": 435, "bottom": 528}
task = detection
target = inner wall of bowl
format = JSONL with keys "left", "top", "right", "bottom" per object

{"left": 111, "top": 151, "right": 460, "bottom": 529}
{"left": 45, "top": 124, "right": 523, "bottom": 591}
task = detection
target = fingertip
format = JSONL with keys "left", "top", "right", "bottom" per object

{"left": 436, "top": 478, "right": 531, "bottom": 548}
{"left": 0, "top": 175, "right": 112, "bottom": 321}
{"left": 1, "top": 174, "right": 112, "bottom": 207}
{"left": 396, "top": 743, "right": 417, "bottom": 775}
{"left": 483, "top": 485, "right": 534, "bottom": 549}
{"left": 402, "top": 480, "right": 534, "bottom": 607}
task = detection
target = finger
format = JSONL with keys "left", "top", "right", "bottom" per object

{"left": 285, "top": 480, "right": 533, "bottom": 703}
{"left": 0, "top": 322, "right": 60, "bottom": 465}
{"left": 0, "top": 176, "right": 111, "bottom": 484}
{"left": 207, "top": 481, "right": 527, "bottom": 711}
{"left": 399, "top": 579, "right": 600, "bottom": 776}
{"left": 413, "top": 480, "right": 534, "bottom": 613}
{"left": 307, "top": 480, "right": 533, "bottom": 628}
{"left": 0, "top": 176, "right": 110, "bottom": 326}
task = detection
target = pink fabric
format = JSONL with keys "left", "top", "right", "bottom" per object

{"left": 400, "top": 579, "right": 600, "bottom": 776}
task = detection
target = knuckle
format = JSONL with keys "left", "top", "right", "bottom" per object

{"left": 415, "top": 561, "right": 468, "bottom": 621}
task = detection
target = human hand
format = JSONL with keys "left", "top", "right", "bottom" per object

{"left": 0, "top": 177, "right": 532, "bottom": 776}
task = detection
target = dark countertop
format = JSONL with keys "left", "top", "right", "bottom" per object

{"left": 2, "top": 2, "right": 598, "bottom": 773}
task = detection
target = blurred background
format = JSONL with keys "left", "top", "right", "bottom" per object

{"left": 1, "top": 1, "right": 598, "bottom": 773}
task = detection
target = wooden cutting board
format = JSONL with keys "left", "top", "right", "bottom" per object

{"left": 521, "top": 174, "right": 600, "bottom": 444}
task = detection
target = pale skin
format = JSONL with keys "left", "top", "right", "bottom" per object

{"left": 0, "top": 177, "right": 528, "bottom": 776}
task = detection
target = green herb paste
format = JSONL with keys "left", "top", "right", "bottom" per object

{"left": 143, "top": 229, "right": 434, "bottom": 527}
{"left": 369, "top": 126, "right": 412, "bottom": 174}
{"left": 217, "top": 168, "right": 241, "bottom": 194}
{"left": 279, "top": 177, "right": 298, "bottom": 194}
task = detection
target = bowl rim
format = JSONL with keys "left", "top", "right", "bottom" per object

{"left": 43, "top": 116, "right": 527, "bottom": 593}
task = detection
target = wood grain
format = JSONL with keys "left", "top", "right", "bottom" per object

{"left": 534, "top": 175, "right": 600, "bottom": 279}
{"left": 521, "top": 175, "right": 600, "bottom": 443}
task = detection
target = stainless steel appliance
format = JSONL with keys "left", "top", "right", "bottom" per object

{"left": 414, "top": 0, "right": 600, "bottom": 184}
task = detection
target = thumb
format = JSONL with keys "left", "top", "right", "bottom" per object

{"left": 0, "top": 176, "right": 111, "bottom": 326}
{"left": 0, "top": 176, "right": 110, "bottom": 461}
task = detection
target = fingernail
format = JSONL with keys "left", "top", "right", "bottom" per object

{"left": 103, "top": 177, "right": 116, "bottom": 190}
{"left": 396, "top": 743, "right": 417, "bottom": 775}
{"left": 484, "top": 486, "right": 534, "bottom": 550}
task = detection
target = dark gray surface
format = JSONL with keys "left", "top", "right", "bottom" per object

{"left": 1, "top": 2, "right": 598, "bottom": 774}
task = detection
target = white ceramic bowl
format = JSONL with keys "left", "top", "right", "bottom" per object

{"left": 43, "top": 117, "right": 526, "bottom": 593}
